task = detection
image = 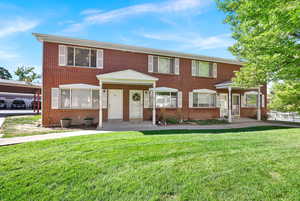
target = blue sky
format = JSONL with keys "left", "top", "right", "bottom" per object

{"left": 0, "top": 0, "right": 235, "bottom": 79}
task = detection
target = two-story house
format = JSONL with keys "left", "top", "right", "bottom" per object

{"left": 33, "top": 33, "right": 267, "bottom": 127}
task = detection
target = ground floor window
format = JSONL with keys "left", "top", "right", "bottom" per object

{"left": 192, "top": 93, "right": 216, "bottom": 108}
{"left": 61, "top": 89, "right": 99, "bottom": 109}
{"left": 155, "top": 92, "right": 177, "bottom": 108}
{"left": 245, "top": 94, "right": 257, "bottom": 107}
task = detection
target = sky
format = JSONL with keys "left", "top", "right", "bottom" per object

{"left": 0, "top": 0, "right": 236, "bottom": 80}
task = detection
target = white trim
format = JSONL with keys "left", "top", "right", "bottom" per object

{"left": 59, "top": 83, "right": 99, "bottom": 89}
{"left": 149, "top": 87, "right": 178, "bottom": 92}
{"left": 33, "top": 33, "right": 243, "bottom": 65}
{"left": 192, "top": 89, "right": 216, "bottom": 94}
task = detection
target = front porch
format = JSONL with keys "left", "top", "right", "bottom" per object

{"left": 215, "top": 81, "right": 264, "bottom": 123}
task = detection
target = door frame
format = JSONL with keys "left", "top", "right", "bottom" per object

{"left": 129, "top": 90, "right": 143, "bottom": 120}
{"left": 219, "top": 93, "right": 228, "bottom": 118}
{"left": 232, "top": 93, "right": 240, "bottom": 116}
{"left": 108, "top": 89, "right": 123, "bottom": 120}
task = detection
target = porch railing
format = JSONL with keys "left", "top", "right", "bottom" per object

{"left": 268, "top": 111, "right": 300, "bottom": 123}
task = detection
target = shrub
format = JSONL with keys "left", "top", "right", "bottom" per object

{"left": 166, "top": 117, "right": 179, "bottom": 124}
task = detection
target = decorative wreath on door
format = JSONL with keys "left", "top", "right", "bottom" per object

{"left": 132, "top": 93, "right": 141, "bottom": 101}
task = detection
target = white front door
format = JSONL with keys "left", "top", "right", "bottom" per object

{"left": 108, "top": 89, "right": 123, "bottom": 120}
{"left": 129, "top": 90, "right": 143, "bottom": 120}
{"left": 232, "top": 94, "right": 240, "bottom": 116}
{"left": 219, "top": 93, "right": 228, "bottom": 118}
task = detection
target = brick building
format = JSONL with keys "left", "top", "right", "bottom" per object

{"left": 33, "top": 33, "right": 266, "bottom": 127}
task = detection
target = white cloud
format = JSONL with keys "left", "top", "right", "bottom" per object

{"left": 140, "top": 32, "right": 234, "bottom": 50}
{"left": 80, "top": 9, "right": 102, "bottom": 15}
{"left": 0, "top": 50, "right": 18, "bottom": 60}
{"left": 0, "top": 18, "right": 39, "bottom": 38}
{"left": 65, "top": 0, "right": 211, "bottom": 32}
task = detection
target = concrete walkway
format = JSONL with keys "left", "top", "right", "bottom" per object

{"left": 0, "top": 121, "right": 298, "bottom": 146}
{"left": 0, "top": 130, "right": 110, "bottom": 146}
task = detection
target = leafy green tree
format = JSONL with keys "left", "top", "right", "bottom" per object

{"left": 15, "top": 66, "right": 41, "bottom": 83}
{"left": 269, "top": 81, "right": 300, "bottom": 114}
{"left": 0, "top": 67, "right": 12, "bottom": 80}
{"left": 216, "top": 0, "right": 300, "bottom": 87}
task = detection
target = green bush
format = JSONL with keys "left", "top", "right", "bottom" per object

{"left": 166, "top": 117, "right": 179, "bottom": 124}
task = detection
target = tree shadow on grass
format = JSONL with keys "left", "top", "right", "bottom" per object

{"left": 140, "top": 126, "right": 293, "bottom": 135}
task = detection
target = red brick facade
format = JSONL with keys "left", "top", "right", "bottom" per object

{"left": 42, "top": 41, "right": 267, "bottom": 127}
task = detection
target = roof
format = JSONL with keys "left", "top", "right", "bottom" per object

{"left": 33, "top": 33, "right": 243, "bottom": 65}
{"left": 193, "top": 89, "right": 216, "bottom": 94}
{"left": 0, "top": 78, "right": 41, "bottom": 89}
{"left": 97, "top": 69, "right": 158, "bottom": 84}
{"left": 215, "top": 81, "right": 260, "bottom": 89}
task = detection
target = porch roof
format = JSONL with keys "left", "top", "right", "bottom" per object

{"left": 215, "top": 81, "right": 259, "bottom": 90}
{"left": 149, "top": 87, "right": 178, "bottom": 92}
{"left": 59, "top": 83, "right": 99, "bottom": 89}
{"left": 97, "top": 69, "right": 158, "bottom": 85}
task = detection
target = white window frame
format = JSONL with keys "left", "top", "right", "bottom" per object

{"left": 153, "top": 56, "right": 176, "bottom": 75}
{"left": 66, "top": 46, "right": 98, "bottom": 68}
{"left": 192, "top": 60, "right": 214, "bottom": 78}
{"left": 60, "top": 88, "right": 99, "bottom": 109}
{"left": 192, "top": 92, "right": 217, "bottom": 108}
{"left": 155, "top": 92, "right": 178, "bottom": 108}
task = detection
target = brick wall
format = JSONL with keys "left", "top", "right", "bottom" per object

{"left": 42, "top": 42, "right": 267, "bottom": 126}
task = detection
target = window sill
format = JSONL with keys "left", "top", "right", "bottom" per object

{"left": 57, "top": 108, "right": 106, "bottom": 110}
{"left": 191, "top": 107, "right": 218, "bottom": 109}
{"left": 192, "top": 75, "right": 216, "bottom": 79}
{"left": 151, "top": 72, "right": 179, "bottom": 76}
{"left": 59, "top": 65, "right": 102, "bottom": 69}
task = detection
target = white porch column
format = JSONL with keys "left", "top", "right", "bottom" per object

{"left": 228, "top": 87, "right": 232, "bottom": 123}
{"left": 98, "top": 80, "right": 103, "bottom": 128}
{"left": 257, "top": 87, "right": 261, "bottom": 121}
{"left": 152, "top": 82, "right": 156, "bottom": 125}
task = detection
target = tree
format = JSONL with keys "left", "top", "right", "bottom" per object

{"left": 0, "top": 67, "right": 12, "bottom": 80}
{"left": 216, "top": 0, "right": 300, "bottom": 88}
{"left": 269, "top": 81, "right": 300, "bottom": 114}
{"left": 15, "top": 66, "right": 41, "bottom": 83}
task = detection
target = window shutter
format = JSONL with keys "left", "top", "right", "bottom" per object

{"left": 58, "top": 45, "right": 67, "bottom": 66}
{"left": 216, "top": 94, "right": 221, "bottom": 108}
{"left": 148, "top": 55, "right": 153, "bottom": 72}
{"left": 96, "top": 49, "right": 104, "bottom": 68}
{"left": 144, "top": 90, "right": 150, "bottom": 108}
{"left": 51, "top": 88, "right": 60, "bottom": 109}
{"left": 102, "top": 89, "right": 107, "bottom": 108}
{"left": 189, "top": 92, "right": 193, "bottom": 108}
{"left": 177, "top": 91, "right": 182, "bottom": 108}
{"left": 241, "top": 94, "right": 245, "bottom": 107}
{"left": 213, "top": 63, "right": 218, "bottom": 78}
{"left": 261, "top": 94, "right": 265, "bottom": 108}
{"left": 191, "top": 60, "right": 197, "bottom": 76}
{"left": 175, "top": 58, "right": 180, "bottom": 75}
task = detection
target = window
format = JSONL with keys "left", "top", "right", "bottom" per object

{"left": 245, "top": 94, "right": 257, "bottom": 107}
{"left": 67, "top": 47, "right": 97, "bottom": 68}
{"left": 60, "top": 89, "right": 99, "bottom": 109}
{"left": 153, "top": 56, "right": 175, "bottom": 74}
{"left": 155, "top": 92, "right": 177, "bottom": 108}
{"left": 192, "top": 93, "right": 216, "bottom": 108}
{"left": 193, "top": 60, "right": 213, "bottom": 77}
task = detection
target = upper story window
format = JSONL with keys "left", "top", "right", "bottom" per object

{"left": 192, "top": 60, "right": 217, "bottom": 78}
{"left": 58, "top": 45, "right": 103, "bottom": 68}
{"left": 148, "top": 55, "right": 180, "bottom": 75}
{"left": 67, "top": 47, "right": 96, "bottom": 68}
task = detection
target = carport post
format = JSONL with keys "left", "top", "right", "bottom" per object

{"left": 228, "top": 87, "right": 232, "bottom": 123}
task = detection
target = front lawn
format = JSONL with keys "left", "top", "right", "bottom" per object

{"left": 0, "top": 126, "right": 300, "bottom": 200}
{"left": 1, "top": 115, "right": 79, "bottom": 138}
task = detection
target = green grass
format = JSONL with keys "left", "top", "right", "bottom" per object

{"left": 1, "top": 126, "right": 300, "bottom": 201}
{"left": 1, "top": 115, "right": 78, "bottom": 138}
